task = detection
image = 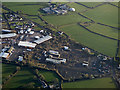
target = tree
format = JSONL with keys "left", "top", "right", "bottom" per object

{"left": 39, "top": 74, "right": 45, "bottom": 80}
{"left": 16, "top": 66, "right": 21, "bottom": 71}
{"left": 54, "top": 78, "right": 59, "bottom": 85}
{"left": 33, "top": 75, "right": 37, "bottom": 81}
{"left": 35, "top": 69, "right": 39, "bottom": 75}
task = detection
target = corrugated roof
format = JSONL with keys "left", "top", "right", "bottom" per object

{"left": 34, "top": 35, "right": 52, "bottom": 44}
{"left": 18, "top": 41, "right": 37, "bottom": 48}
{"left": 0, "top": 33, "right": 17, "bottom": 38}
{"left": 0, "top": 52, "right": 9, "bottom": 58}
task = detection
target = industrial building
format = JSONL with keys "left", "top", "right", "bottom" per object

{"left": 34, "top": 35, "right": 52, "bottom": 44}
{"left": 18, "top": 41, "right": 37, "bottom": 48}
{"left": 46, "top": 57, "right": 66, "bottom": 64}
{"left": 0, "top": 33, "right": 17, "bottom": 38}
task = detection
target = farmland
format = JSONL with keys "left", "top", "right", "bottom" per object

{"left": 60, "top": 24, "right": 117, "bottom": 57}
{"left": 87, "top": 23, "right": 118, "bottom": 39}
{"left": 2, "top": 64, "right": 17, "bottom": 82}
{"left": 38, "top": 70, "right": 60, "bottom": 82}
{"left": 62, "top": 77, "right": 116, "bottom": 88}
{"left": 3, "top": 2, "right": 48, "bottom": 15}
{"left": 3, "top": 67, "right": 35, "bottom": 88}
{"left": 42, "top": 13, "right": 90, "bottom": 27}
{"left": 84, "top": 4, "right": 118, "bottom": 27}
{"left": 2, "top": 2, "right": 119, "bottom": 89}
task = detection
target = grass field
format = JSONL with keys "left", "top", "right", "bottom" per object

{"left": 3, "top": 2, "right": 48, "bottom": 15}
{"left": 62, "top": 77, "right": 116, "bottom": 88}
{"left": 38, "top": 70, "right": 60, "bottom": 82}
{"left": 60, "top": 24, "right": 117, "bottom": 57}
{"left": 84, "top": 4, "right": 118, "bottom": 27}
{"left": 80, "top": 2, "right": 103, "bottom": 7}
{"left": 3, "top": 67, "right": 35, "bottom": 88}
{"left": 42, "top": 13, "right": 90, "bottom": 26}
{"left": 24, "top": 15, "right": 45, "bottom": 25}
{"left": 87, "top": 23, "right": 118, "bottom": 39}
{"left": 66, "top": 2, "right": 88, "bottom": 13}
{"left": 2, "top": 64, "right": 17, "bottom": 82}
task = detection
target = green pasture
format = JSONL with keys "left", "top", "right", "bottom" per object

{"left": 80, "top": 2, "right": 103, "bottom": 7}
{"left": 66, "top": 2, "right": 88, "bottom": 13}
{"left": 62, "top": 77, "right": 116, "bottom": 88}
{"left": 42, "top": 13, "right": 90, "bottom": 27}
{"left": 87, "top": 23, "right": 118, "bottom": 39}
{"left": 60, "top": 24, "right": 117, "bottom": 57}
{"left": 38, "top": 70, "right": 60, "bottom": 82}
{"left": 2, "top": 64, "right": 16, "bottom": 82}
{"left": 3, "top": 2, "right": 48, "bottom": 15}
{"left": 84, "top": 4, "right": 118, "bottom": 27}
{"left": 3, "top": 67, "right": 35, "bottom": 88}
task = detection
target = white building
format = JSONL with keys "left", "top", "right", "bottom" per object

{"left": 18, "top": 41, "right": 37, "bottom": 48}
{"left": 69, "top": 8, "right": 75, "bottom": 11}
{"left": 0, "top": 33, "right": 17, "bottom": 38}
{"left": 46, "top": 57, "right": 66, "bottom": 64}
{"left": 18, "top": 56, "right": 23, "bottom": 61}
{"left": 0, "top": 52, "right": 10, "bottom": 59}
{"left": 34, "top": 35, "right": 52, "bottom": 44}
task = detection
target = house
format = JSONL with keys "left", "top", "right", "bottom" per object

{"left": 46, "top": 57, "right": 66, "bottom": 64}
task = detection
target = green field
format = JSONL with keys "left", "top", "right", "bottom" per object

{"left": 80, "top": 2, "right": 103, "bottom": 7}
{"left": 3, "top": 2, "right": 48, "bottom": 15}
{"left": 3, "top": 67, "right": 35, "bottom": 88}
{"left": 87, "top": 23, "right": 118, "bottom": 39}
{"left": 60, "top": 24, "right": 117, "bottom": 57}
{"left": 84, "top": 4, "right": 118, "bottom": 27}
{"left": 63, "top": 77, "right": 116, "bottom": 88}
{"left": 39, "top": 70, "right": 60, "bottom": 82}
{"left": 24, "top": 15, "right": 45, "bottom": 25}
{"left": 66, "top": 2, "right": 88, "bottom": 13}
{"left": 2, "top": 64, "right": 16, "bottom": 82}
{"left": 42, "top": 13, "right": 90, "bottom": 27}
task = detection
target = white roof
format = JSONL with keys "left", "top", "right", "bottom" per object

{"left": 64, "top": 46, "right": 69, "bottom": 50}
{"left": 18, "top": 56, "right": 23, "bottom": 61}
{"left": 0, "top": 33, "right": 17, "bottom": 38}
{"left": 18, "top": 41, "right": 37, "bottom": 48}
{"left": 49, "top": 50, "right": 59, "bottom": 55}
{"left": 27, "top": 28, "right": 32, "bottom": 32}
{"left": 34, "top": 35, "right": 52, "bottom": 44}
{"left": 35, "top": 36, "right": 40, "bottom": 39}
{"left": 0, "top": 52, "right": 9, "bottom": 58}
{"left": 70, "top": 8, "right": 75, "bottom": 11}
{"left": 46, "top": 58, "right": 66, "bottom": 64}
{"left": 2, "top": 29, "right": 12, "bottom": 32}
{"left": 29, "top": 31, "right": 34, "bottom": 34}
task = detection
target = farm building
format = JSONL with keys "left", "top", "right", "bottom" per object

{"left": 18, "top": 41, "right": 37, "bottom": 48}
{"left": 34, "top": 35, "right": 52, "bottom": 44}
{"left": 0, "top": 52, "right": 10, "bottom": 59}
{"left": 18, "top": 56, "right": 23, "bottom": 61}
{"left": 0, "top": 33, "right": 17, "bottom": 38}
{"left": 49, "top": 50, "right": 60, "bottom": 58}
{"left": 46, "top": 57, "right": 66, "bottom": 64}
{"left": 69, "top": 8, "right": 75, "bottom": 11}
{"left": 8, "top": 46, "right": 14, "bottom": 53}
